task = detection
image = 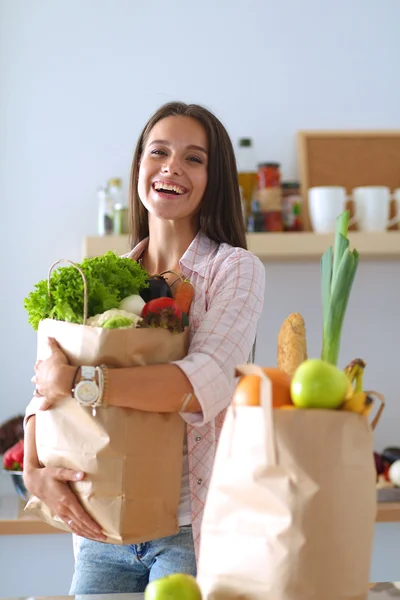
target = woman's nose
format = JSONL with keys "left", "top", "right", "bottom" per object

{"left": 162, "top": 155, "right": 182, "bottom": 175}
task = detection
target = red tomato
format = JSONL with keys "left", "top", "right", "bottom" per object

{"left": 141, "top": 297, "right": 182, "bottom": 319}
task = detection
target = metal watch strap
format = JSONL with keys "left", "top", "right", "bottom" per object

{"left": 81, "top": 366, "right": 96, "bottom": 380}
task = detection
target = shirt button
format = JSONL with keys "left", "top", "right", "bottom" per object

{"left": 195, "top": 435, "right": 202, "bottom": 442}
{"left": 197, "top": 478, "right": 203, "bottom": 485}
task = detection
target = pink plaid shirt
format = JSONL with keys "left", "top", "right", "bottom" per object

{"left": 126, "top": 232, "right": 265, "bottom": 558}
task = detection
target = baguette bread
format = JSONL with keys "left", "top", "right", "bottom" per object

{"left": 277, "top": 312, "right": 307, "bottom": 377}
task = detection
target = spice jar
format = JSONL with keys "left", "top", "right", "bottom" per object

{"left": 281, "top": 181, "right": 303, "bottom": 231}
{"left": 257, "top": 163, "right": 283, "bottom": 232}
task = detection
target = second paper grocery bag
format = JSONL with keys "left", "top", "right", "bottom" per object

{"left": 197, "top": 364, "right": 379, "bottom": 600}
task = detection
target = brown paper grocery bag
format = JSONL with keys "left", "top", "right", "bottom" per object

{"left": 197, "top": 364, "right": 384, "bottom": 600}
{"left": 24, "top": 318, "right": 188, "bottom": 545}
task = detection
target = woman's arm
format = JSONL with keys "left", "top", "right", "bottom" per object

{"left": 48, "top": 361, "right": 200, "bottom": 413}
{"left": 35, "top": 343, "right": 200, "bottom": 414}
{"left": 23, "top": 415, "right": 41, "bottom": 474}
{"left": 106, "top": 363, "right": 200, "bottom": 412}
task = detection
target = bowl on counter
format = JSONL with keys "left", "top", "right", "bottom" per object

{"left": 2, "top": 469, "right": 30, "bottom": 501}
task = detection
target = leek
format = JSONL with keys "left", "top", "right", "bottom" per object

{"left": 321, "top": 211, "right": 359, "bottom": 366}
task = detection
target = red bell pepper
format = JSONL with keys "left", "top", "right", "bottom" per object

{"left": 141, "top": 297, "right": 182, "bottom": 320}
{"left": 3, "top": 439, "right": 24, "bottom": 471}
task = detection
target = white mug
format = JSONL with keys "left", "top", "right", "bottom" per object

{"left": 352, "top": 186, "right": 400, "bottom": 232}
{"left": 308, "top": 186, "right": 357, "bottom": 233}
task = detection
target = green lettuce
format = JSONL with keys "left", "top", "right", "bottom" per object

{"left": 24, "top": 251, "right": 149, "bottom": 331}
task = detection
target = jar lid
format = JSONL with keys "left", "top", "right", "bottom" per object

{"left": 238, "top": 138, "right": 252, "bottom": 147}
{"left": 282, "top": 181, "right": 300, "bottom": 189}
{"left": 108, "top": 177, "right": 122, "bottom": 188}
{"left": 258, "top": 162, "right": 280, "bottom": 169}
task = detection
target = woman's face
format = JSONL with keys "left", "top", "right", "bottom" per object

{"left": 138, "top": 115, "right": 208, "bottom": 224}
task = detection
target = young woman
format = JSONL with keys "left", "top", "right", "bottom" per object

{"left": 24, "top": 101, "right": 265, "bottom": 594}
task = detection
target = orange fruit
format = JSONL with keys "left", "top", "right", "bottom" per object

{"left": 233, "top": 367, "right": 292, "bottom": 408}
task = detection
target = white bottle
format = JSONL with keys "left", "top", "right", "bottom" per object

{"left": 97, "top": 184, "right": 114, "bottom": 235}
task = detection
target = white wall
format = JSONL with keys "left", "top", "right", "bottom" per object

{"left": 1, "top": 1, "right": 400, "bottom": 450}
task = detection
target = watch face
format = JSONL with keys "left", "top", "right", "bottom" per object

{"left": 74, "top": 381, "right": 99, "bottom": 406}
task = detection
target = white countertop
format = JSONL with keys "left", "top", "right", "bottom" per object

{"left": 0, "top": 596, "right": 144, "bottom": 600}
{"left": 1, "top": 584, "right": 400, "bottom": 599}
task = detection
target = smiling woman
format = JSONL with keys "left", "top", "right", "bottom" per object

{"left": 23, "top": 101, "right": 266, "bottom": 595}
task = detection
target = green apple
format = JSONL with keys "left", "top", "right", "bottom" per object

{"left": 291, "top": 358, "right": 350, "bottom": 409}
{"left": 144, "top": 573, "right": 202, "bottom": 600}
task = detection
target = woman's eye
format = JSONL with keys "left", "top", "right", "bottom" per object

{"left": 187, "top": 155, "right": 202, "bottom": 164}
{"left": 151, "top": 149, "right": 167, "bottom": 156}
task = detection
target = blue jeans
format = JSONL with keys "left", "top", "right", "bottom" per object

{"left": 69, "top": 526, "right": 196, "bottom": 595}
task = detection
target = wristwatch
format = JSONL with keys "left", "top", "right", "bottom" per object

{"left": 73, "top": 366, "right": 100, "bottom": 407}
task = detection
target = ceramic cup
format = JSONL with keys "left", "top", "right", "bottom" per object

{"left": 308, "top": 186, "right": 356, "bottom": 233}
{"left": 352, "top": 186, "right": 400, "bottom": 232}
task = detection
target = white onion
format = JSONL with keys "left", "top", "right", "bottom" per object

{"left": 119, "top": 294, "right": 145, "bottom": 316}
{"left": 388, "top": 460, "right": 400, "bottom": 487}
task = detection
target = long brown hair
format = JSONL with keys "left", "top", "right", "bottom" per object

{"left": 128, "top": 101, "right": 247, "bottom": 250}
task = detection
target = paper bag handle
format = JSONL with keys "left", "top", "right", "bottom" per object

{"left": 365, "top": 390, "right": 385, "bottom": 431}
{"left": 47, "top": 259, "right": 88, "bottom": 325}
{"left": 235, "top": 364, "right": 277, "bottom": 466}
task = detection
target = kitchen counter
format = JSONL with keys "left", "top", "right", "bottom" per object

{"left": 1, "top": 583, "right": 400, "bottom": 599}
{"left": 0, "top": 494, "right": 68, "bottom": 535}
{"left": 1, "top": 493, "right": 399, "bottom": 536}
{"left": 376, "top": 501, "right": 400, "bottom": 523}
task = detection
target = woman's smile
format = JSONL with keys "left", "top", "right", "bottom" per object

{"left": 152, "top": 179, "right": 190, "bottom": 199}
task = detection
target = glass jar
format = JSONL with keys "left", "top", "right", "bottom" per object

{"left": 257, "top": 162, "right": 283, "bottom": 232}
{"left": 97, "top": 184, "right": 114, "bottom": 235}
{"left": 108, "top": 177, "right": 124, "bottom": 207}
{"left": 113, "top": 203, "right": 129, "bottom": 234}
{"left": 282, "top": 181, "right": 303, "bottom": 231}
{"left": 258, "top": 162, "right": 281, "bottom": 189}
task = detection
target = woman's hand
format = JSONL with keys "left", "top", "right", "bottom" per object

{"left": 24, "top": 465, "right": 106, "bottom": 541}
{"left": 32, "top": 337, "right": 73, "bottom": 410}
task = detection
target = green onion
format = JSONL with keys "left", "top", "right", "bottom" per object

{"left": 320, "top": 211, "right": 359, "bottom": 366}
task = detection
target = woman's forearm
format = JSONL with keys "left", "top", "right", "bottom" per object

{"left": 57, "top": 362, "right": 200, "bottom": 413}
{"left": 23, "top": 416, "right": 40, "bottom": 478}
{"left": 107, "top": 363, "right": 200, "bottom": 413}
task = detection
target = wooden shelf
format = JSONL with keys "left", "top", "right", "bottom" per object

{"left": 83, "top": 232, "right": 400, "bottom": 262}
{"left": 376, "top": 502, "right": 400, "bottom": 523}
{"left": 83, "top": 235, "right": 131, "bottom": 258}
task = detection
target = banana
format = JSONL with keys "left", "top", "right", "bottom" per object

{"left": 341, "top": 358, "right": 373, "bottom": 415}
{"left": 344, "top": 358, "right": 367, "bottom": 393}
{"left": 341, "top": 391, "right": 374, "bottom": 416}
